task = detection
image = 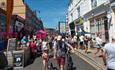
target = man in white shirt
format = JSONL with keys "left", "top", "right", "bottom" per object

{"left": 102, "top": 35, "right": 115, "bottom": 70}
{"left": 94, "top": 34, "right": 103, "bottom": 57}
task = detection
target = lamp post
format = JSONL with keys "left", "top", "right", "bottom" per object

{"left": 6, "top": 0, "right": 13, "bottom": 57}
{"left": 6, "top": 0, "right": 14, "bottom": 39}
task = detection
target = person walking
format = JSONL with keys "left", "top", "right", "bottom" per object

{"left": 55, "top": 35, "right": 74, "bottom": 70}
{"left": 41, "top": 39, "right": 49, "bottom": 70}
{"left": 84, "top": 36, "right": 88, "bottom": 54}
{"left": 94, "top": 34, "right": 103, "bottom": 57}
{"left": 102, "top": 35, "right": 115, "bottom": 70}
{"left": 21, "top": 36, "right": 27, "bottom": 48}
{"left": 52, "top": 36, "right": 57, "bottom": 59}
{"left": 73, "top": 35, "right": 78, "bottom": 50}
{"left": 29, "top": 39, "right": 37, "bottom": 60}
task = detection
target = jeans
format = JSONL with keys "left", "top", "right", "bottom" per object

{"left": 108, "top": 68, "right": 115, "bottom": 70}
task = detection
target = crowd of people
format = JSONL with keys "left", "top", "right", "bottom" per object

{"left": 17, "top": 33, "right": 115, "bottom": 70}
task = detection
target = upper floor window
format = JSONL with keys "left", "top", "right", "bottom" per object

{"left": 0, "top": 2, "right": 5, "bottom": 8}
{"left": 91, "top": 0, "right": 97, "bottom": 9}
{"left": 110, "top": 0, "right": 115, "bottom": 3}
{"left": 70, "top": 0, "right": 73, "bottom": 5}
{"left": 77, "top": 6, "right": 80, "bottom": 17}
{"left": 71, "top": 13, "right": 73, "bottom": 21}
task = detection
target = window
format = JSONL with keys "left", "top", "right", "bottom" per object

{"left": 0, "top": 2, "right": 5, "bottom": 8}
{"left": 77, "top": 6, "right": 80, "bottom": 17}
{"left": 71, "top": 13, "right": 73, "bottom": 21}
{"left": 91, "top": 0, "right": 97, "bottom": 9}
{"left": 70, "top": 0, "right": 73, "bottom": 5}
{"left": 1, "top": 2, "right": 5, "bottom": 6}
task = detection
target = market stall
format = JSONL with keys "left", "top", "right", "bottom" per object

{"left": 35, "top": 29, "right": 46, "bottom": 39}
{"left": 5, "top": 38, "right": 30, "bottom": 69}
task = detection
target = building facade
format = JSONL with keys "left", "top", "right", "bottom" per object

{"left": 0, "top": 0, "right": 26, "bottom": 18}
{"left": 25, "top": 4, "right": 44, "bottom": 34}
{"left": 67, "top": 0, "right": 91, "bottom": 36}
{"left": 67, "top": 0, "right": 115, "bottom": 42}
{"left": 0, "top": 0, "right": 44, "bottom": 34}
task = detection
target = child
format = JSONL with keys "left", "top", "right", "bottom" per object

{"left": 41, "top": 39, "right": 49, "bottom": 70}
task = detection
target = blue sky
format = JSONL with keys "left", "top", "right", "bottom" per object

{"left": 25, "top": 0, "right": 69, "bottom": 29}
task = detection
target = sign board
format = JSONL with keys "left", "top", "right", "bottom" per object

{"left": 59, "top": 22, "right": 66, "bottom": 33}
{"left": 15, "top": 21, "right": 24, "bottom": 32}
{"left": 7, "top": 38, "right": 16, "bottom": 51}
{"left": 13, "top": 51, "right": 24, "bottom": 69}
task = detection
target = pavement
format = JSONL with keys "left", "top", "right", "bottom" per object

{"left": 75, "top": 48, "right": 107, "bottom": 70}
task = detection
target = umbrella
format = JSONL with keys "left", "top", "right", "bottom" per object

{"left": 35, "top": 29, "right": 46, "bottom": 39}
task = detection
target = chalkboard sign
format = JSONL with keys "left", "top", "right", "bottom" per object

{"left": 13, "top": 51, "right": 24, "bottom": 68}
{"left": 7, "top": 38, "right": 16, "bottom": 51}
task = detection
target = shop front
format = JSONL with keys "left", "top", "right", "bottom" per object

{"left": 84, "top": 3, "right": 110, "bottom": 42}
{"left": 89, "top": 13, "right": 109, "bottom": 42}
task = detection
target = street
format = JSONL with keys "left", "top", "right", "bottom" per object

{"left": 1, "top": 0, "right": 115, "bottom": 70}
{"left": 16, "top": 53, "right": 96, "bottom": 70}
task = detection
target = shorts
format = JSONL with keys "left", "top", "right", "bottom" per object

{"left": 84, "top": 41, "right": 88, "bottom": 47}
{"left": 57, "top": 56, "right": 65, "bottom": 65}
{"left": 43, "top": 58, "right": 48, "bottom": 63}
{"left": 74, "top": 42, "right": 78, "bottom": 45}
{"left": 95, "top": 44, "right": 102, "bottom": 48}
{"left": 80, "top": 41, "right": 84, "bottom": 46}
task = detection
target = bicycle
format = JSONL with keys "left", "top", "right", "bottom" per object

{"left": 47, "top": 58, "right": 54, "bottom": 70}
{"left": 66, "top": 50, "right": 73, "bottom": 70}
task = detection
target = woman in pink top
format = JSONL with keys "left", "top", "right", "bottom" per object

{"left": 29, "top": 40, "right": 37, "bottom": 60}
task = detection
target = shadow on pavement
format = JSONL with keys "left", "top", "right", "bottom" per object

{"left": 66, "top": 54, "right": 77, "bottom": 70}
{"left": 53, "top": 67, "right": 58, "bottom": 70}
{"left": 25, "top": 53, "right": 42, "bottom": 67}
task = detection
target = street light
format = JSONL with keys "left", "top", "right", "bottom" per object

{"left": 6, "top": 0, "right": 13, "bottom": 39}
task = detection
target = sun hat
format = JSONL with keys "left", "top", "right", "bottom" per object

{"left": 57, "top": 35, "right": 62, "bottom": 41}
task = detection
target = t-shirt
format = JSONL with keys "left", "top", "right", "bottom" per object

{"left": 96, "top": 37, "right": 102, "bottom": 44}
{"left": 21, "top": 38, "right": 26, "bottom": 44}
{"left": 53, "top": 41, "right": 57, "bottom": 49}
{"left": 73, "top": 36, "right": 77, "bottom": 42}
{"left": 103, "top": 43, "right": 115, "bottom": 69}
{"left": 29, "top": 42, "right": 36, "bottom": 53}
{"left": 42, "top": 41, "right": 48, "bottom": 51}
{"left": 57, "top": 41, "right": 67, "bottom": 57}
{"left": 79, "top": 36, "right": 84, "bottom": 42}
